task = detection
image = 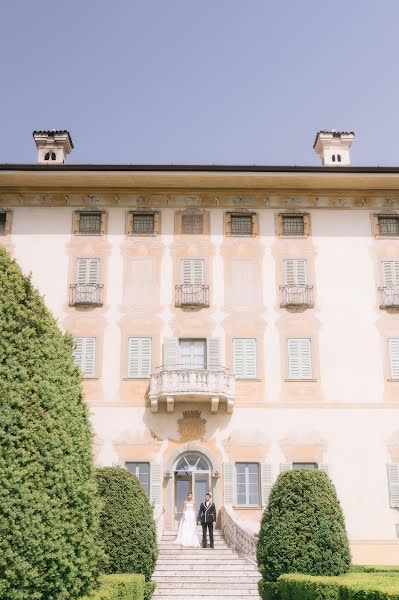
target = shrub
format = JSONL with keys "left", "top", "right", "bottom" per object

{"left": 96, "top": 467, "right": 158, "bottom": 582}
{"left": 257, "top": 469, "right": 351, "bottom": 599}
{"left": 278, "top": 572, "right": 399, "bottom": 600}
{"left": 81, "top": 574, "right": 145, "bottom": 599}
{"left": 0, "top": 247, "right": 101, "bottom": 599}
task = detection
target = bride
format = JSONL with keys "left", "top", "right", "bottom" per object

{"left": 175, "top": 492, "right": 200, "bottom": 547}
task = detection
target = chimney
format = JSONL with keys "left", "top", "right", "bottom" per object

{"left": 313, "top": 130, "right": 355, "bottom": 166}
{"left": 33, "top": 130, "right": 73, "bottom": 164}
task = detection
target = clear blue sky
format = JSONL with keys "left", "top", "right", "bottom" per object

{"left": 1, "top": 1, "right": 398, "bottom": 165}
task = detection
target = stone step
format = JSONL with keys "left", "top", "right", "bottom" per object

{"left": 153, "top": 597, "right": 260, "bottom": 600}
{"left": 154, "top": 566, "right": 257, "bottom": 575}
{"left": 153, "top": 591, "right": 260, "bottom": 597}
{"left": 155, "top": 576, "right": 260, "bottom": 583}
{"left": 156, "top": 582, "right": 259, "bottom": 590}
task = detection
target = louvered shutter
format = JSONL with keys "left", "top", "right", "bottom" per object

{"left": 284, "top": 259, "right": 307, "bottom": 285}
{"left": 77, "top": 258, "right": 100, "bottom": 284}
{"left": 181, "top": 259, "right": 204, "bottom": 284}
{"left": 233, "top": 338, "right": 257, "bottom": 378}
{"left": 207, "top": 337, "right": 220, "bottom": 370}
{"left": 150, "top": 462, "right": 162, "bottom": 506}
{"left": 163, "top": 337, "right": 179, "bottom": 369}
{"left": 74, "top": 337, "right": 96, "bottom": 377}
{"left": 261, "top": 463, "right": 272, "bottom": 507}
{"left": 382, "top": 261, "right": 399, "bottom": 286}
{"left": 389, "top": 338, "right": 399, "bottom": 379}
{"left": 287, "top": 338, "right": 312, "bottom": 379}
{"left": 280, "top": 463, "right": 292, "bottom": 472}
{"left": 223, "top": 462, "right": 234, "bottom": 505}
{"left": 387, "top": 464, "right": 399, "bottom": 508}
{"left": 128, "top": 337, "right": 152, "bottom": 378}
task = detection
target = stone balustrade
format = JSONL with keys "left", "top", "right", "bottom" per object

{"left": 220, "top": 505, "right": 259, "bottom": 565}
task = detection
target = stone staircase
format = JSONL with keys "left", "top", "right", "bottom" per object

{"left": 153, "top": 528, "right": 261, "bottom": 600}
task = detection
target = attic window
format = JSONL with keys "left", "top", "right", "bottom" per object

{"left": 182, "top": 213, "right": 203, "bottom": 234}
{"left": 282, "top": 215, "right": 305, "bottom": 236}
{"left": 378, "top": 216, "right": 399, "bottom": 237}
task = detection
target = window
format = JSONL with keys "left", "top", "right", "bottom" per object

{"left": 233, "top": 338, "right": 257, "bottom": 378}
{"left": 231, "top": 214, "right": 253, "bottom": 236}
{"left": 389, "top": 338, "right": 399, "bottom": 379}
{"left": 287, "top": 338, "right": 312, "bottom": 379}
{"left": 282, "top": 215, "right": 305, "bottom": 236}
{"left": 0, "top": 213, "right": 7, "bottom": 234}
{"left": 127, "top": 337, "right": 152, "bottom": 378}
{"left": 44, "top": 152, "right": 56, "bottom": 161}
{"left": 293, "top": 462, "right": 318, "bottom": 469}
{"left": 77, "top": 258, "right": 100, "bottom": 285}
{"left": 73, "top": 337, "right": 96, "bottom": 377}
{"left": 182, "top": 212, "right": 203, "bottom": 234}
{"left": 284, "top": 259, "right": 307, "bottom": 285}
{"left": 236, "top": 463, "right": 260, "bottom": 506}
{"left": 133, "top": 212, "right": 155, "bottom": 235}
{"left": 378, "top": 216, "right": 399, "bottom": 237}
{"left": 73, "top": 211, "right": 106, "bottom": 235}
{"left": 181, "top": 259, "right": 204, "bottom": 284}
{"left": 126, "top": 462, "right": 150, "bottom": 496}
{"left": 179, "top": 339, "right": 206, "bottom": 369}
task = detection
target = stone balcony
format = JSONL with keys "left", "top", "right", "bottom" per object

{"left": 379, "top": 285, "right": 399, "bottom": 309}
{"left": 149, "top": 366, "right": 235, "bottom": 413}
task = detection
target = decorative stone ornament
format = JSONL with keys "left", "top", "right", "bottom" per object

{"left": 177, "top": 410, "right": 206, "bottom": 442}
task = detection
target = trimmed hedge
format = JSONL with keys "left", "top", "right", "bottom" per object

{"left": 0, "top": 247, "right": 100, "bottom": 599}
{"left": 81, "top": 574, "right": 145, "bottom": 599}
{"left": 278, "top": 572, "right": 399, "bottom": 599}
{"left": 96, "top": 467, "right": 158, "bottom": 582}
{"left": 257, "top": 469, "right": 351, "bottom": 599}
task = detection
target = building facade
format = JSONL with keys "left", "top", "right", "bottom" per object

{"left": 1, "top": 130, "right": 399, "bottom": 564}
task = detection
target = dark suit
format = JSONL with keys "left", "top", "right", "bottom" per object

{"left": 197, "top": 501, "right": 217, "bottom": 548}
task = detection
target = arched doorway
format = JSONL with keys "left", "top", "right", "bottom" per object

{"left": 174, "top": 452, "right": 212, "bottom": 523}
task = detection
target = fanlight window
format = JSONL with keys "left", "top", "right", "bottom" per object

{"left": 175, "top": 453, "right": 209, "bottom": 472}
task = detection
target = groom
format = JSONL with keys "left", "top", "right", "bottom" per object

{"left": 197, "top": 493, "right": 217, "bottom": 549}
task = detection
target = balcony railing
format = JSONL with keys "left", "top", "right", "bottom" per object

{"left": 69, "top": 284, "right": 103, "bottom": 307}
{"left": 280, "top": 284, "right": 313, "bottom": 308}
{"left": 149, "top": 365, "right": 235, "bottom": 413}
{"left": 175, "top": 284, "right": 209, "bottom": 308}
{"left": 379, "top": 285, "right": 399, "bottom": 309}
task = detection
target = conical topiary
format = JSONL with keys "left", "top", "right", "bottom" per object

{"left": 96, "top": 467, "right": 158, "bottom": 581}
{"left": 257, "top": 469, "right": 351, "bottom": 599}
{"left": 0, "top": 247, "right": 101, "bottom": 599}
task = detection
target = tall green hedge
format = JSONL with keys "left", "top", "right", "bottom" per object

{"left": 0, "top": 247, "right": 101, "bottom": 599}
{"left": 257, "top": 469, "right": 351, "bottom": 599}
{"left": 96, "top": 467, "right": 158, "bottom": 582}
{"left": 81, "top": 574, "right": 145, "bottom": 600}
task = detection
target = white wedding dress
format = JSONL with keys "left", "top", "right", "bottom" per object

{"left": 175, "top": 502, "right": 200, "bottom": 547}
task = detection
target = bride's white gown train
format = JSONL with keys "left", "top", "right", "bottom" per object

{"left": 175, "top": 502, "right": 200, "bottom": 547}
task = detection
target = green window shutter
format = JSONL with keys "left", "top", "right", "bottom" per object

{"left": 382, "top": 260, "right": 399, "bottom": 286}
{"left": 280, "top": 463, "right": 292, "bottom": 472}
{"left": 287, "top": 338, "right": 312, "bottom": 379}
{"left": 387, "top": 463, "right": 399, "bottom": 508}
{"left": 284, "top": 259, "right": 307, "bottom": 285}
{"left": 181, "top": 258, "right": 204, "bottom": 284}
{"left": 223, "top": 462, "right": 234, "bottom": 505}
{"left": 73, "top": 337, "right": 96, "bottom": 377}
{"left": 128, "top": 337, "right": 152, "bottom": 378}
{"left": 261, "top": 463, "right": 272, "bottom": 507}
{"left": 77, "top": 258, "right": 100, "bottom": 284}
{"left": 163, "top": 337, "right": 179, "bottom": 369}
{"left": 150, "top": 462, "right": 162, "bottom": 506}
{"left": 233, "top": 338, "right": 257, "bottom": 378}
{"left": 207, "top": 337, "right": 220, "bottom": 369}
{"left": 389, "top": 338, "right": 399, "bottom": 379}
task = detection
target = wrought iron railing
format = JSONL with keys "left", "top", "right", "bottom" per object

{"left": 69, "top": 284, "right": 103, "bottom": 307}
{"left": 379, "top": 285, "right": 399, "bottom": 309}
{"left": 175, "top": 284, "right": 209, "bottom": 307}
{"left": 280, "top": 284, "right": 313, "bottom": 308}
